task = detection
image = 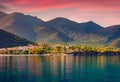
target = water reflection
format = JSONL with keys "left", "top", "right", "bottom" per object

{"left": 0, "top": 55, "right": 120, "bottom": 82}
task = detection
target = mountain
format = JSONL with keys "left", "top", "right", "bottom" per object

{"left": 0, "top": 12, "right": 74, "bottom": 43}
{"left": 109, "top": 38, "right": 120, "bottom": 48}
{"left": 0, "top": 29, "right": 34, "bottom": 48}
{"left": 0, "top": 11, "right": 120, "bottom": 47}
{"left": 34, "top": 23, "right": 74, "bottom": 43}
{"left": 105, "top": 25, "right": 120, "bottom": 42}
{"left": 47, "top": 17, "right": 106, "bottom": 42}
{"left": 0, "top": 12, "right": 44, "bottom": 42}
{"left": 0, "top": 11, "right": 7, "bottom": 17}
{"left": 105, "top": 25, "right": 120, "bottom": 47}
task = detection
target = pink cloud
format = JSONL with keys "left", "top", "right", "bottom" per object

{"left": 1, "top": 0, "right": 120, "bottom": 13}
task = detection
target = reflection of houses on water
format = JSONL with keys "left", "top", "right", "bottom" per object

{"left": 97, "top": 56, "right": 106, "bottom": 68}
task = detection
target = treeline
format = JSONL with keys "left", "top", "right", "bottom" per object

{"left": 0, "top": 44, "right": 120, "bottom": 55}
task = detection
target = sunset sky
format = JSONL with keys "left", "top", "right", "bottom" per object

{"left": 0, "top": 0, "right": 120, "bottom": 27}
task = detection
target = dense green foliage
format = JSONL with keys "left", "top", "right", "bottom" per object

{"left": 0, "top": 44, "right": 120, "bottom": 55}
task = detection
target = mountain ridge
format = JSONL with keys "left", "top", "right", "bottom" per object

{"left": 0, "top": 11, "right": 120, "bottom": 47}
{"left": 0, "top": 29, "right": 34, "bottom": 48}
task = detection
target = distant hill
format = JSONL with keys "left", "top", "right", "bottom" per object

{"left": 105, "top": 25, "right": 120, "bottom": 48}
{"left": 0, "top": 11, "right": 120, "bottom": 47}
{"left": 34, "top": 23, "right": 74, "bottom": 43}
{"left": 105, "top": 25, "right": 120, "bottom": 42}
{"left": 0, "top": 12, "right": 43, "bottom": 42}
{"left": 47, "top": 17, "right": 106, "bottom": 41}
{"left": 109, "top": 38, "right": 120, "bottom": 48}
{"left": 0, "top": 12, "right": 74, "bottom": 43}
{"left": 0, "top": 29, "right": 34, "bottom": 48}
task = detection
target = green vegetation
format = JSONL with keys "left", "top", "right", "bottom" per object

{"left": 0, "top": 43, "right": 120, "bottom": 55}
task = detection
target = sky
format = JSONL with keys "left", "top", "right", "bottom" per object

{"left": 0, "top": 0, "right": 120, "bottom": 27}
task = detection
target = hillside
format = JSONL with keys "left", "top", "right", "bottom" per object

{"left": 105, "top": 25, "right": 120, "bottom": 42}
{"left": 0, "top": 11, "right": 120, "bottom": 47}
{"left": 47, "top": 17, "right": 106, "bottom": 41}
{"left": 0, "top": 12, "right": 73, "bottom": 43}
{"left": 0, "top": 29, "right": 34, "bottom": 48}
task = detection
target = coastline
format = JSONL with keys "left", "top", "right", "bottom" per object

{"left": 0, "top": 53, "right": 68, "bottom": 56}
{"left": 0, "top": 51, "right": 120, "bottom": 56}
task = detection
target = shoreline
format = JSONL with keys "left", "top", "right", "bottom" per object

{"left": 0, "top": 53, "right": 68, "bottom": 56}
{"left": 72, "top": 51, "right": 120, "bottom": 56}
{"left": 0, "top": 51, "right": 120, "bottom": 56}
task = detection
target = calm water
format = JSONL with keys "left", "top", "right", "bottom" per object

{"left": 0, "top": 55, "right": 120, "bottom": 82}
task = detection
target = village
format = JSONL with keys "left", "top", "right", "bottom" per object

{"left": 0, "top": 43, "right": 120, "bottom": 55}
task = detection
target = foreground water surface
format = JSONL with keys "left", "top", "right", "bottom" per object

{"left": 0, "top": 55, "right": 120, "bottom": 82}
